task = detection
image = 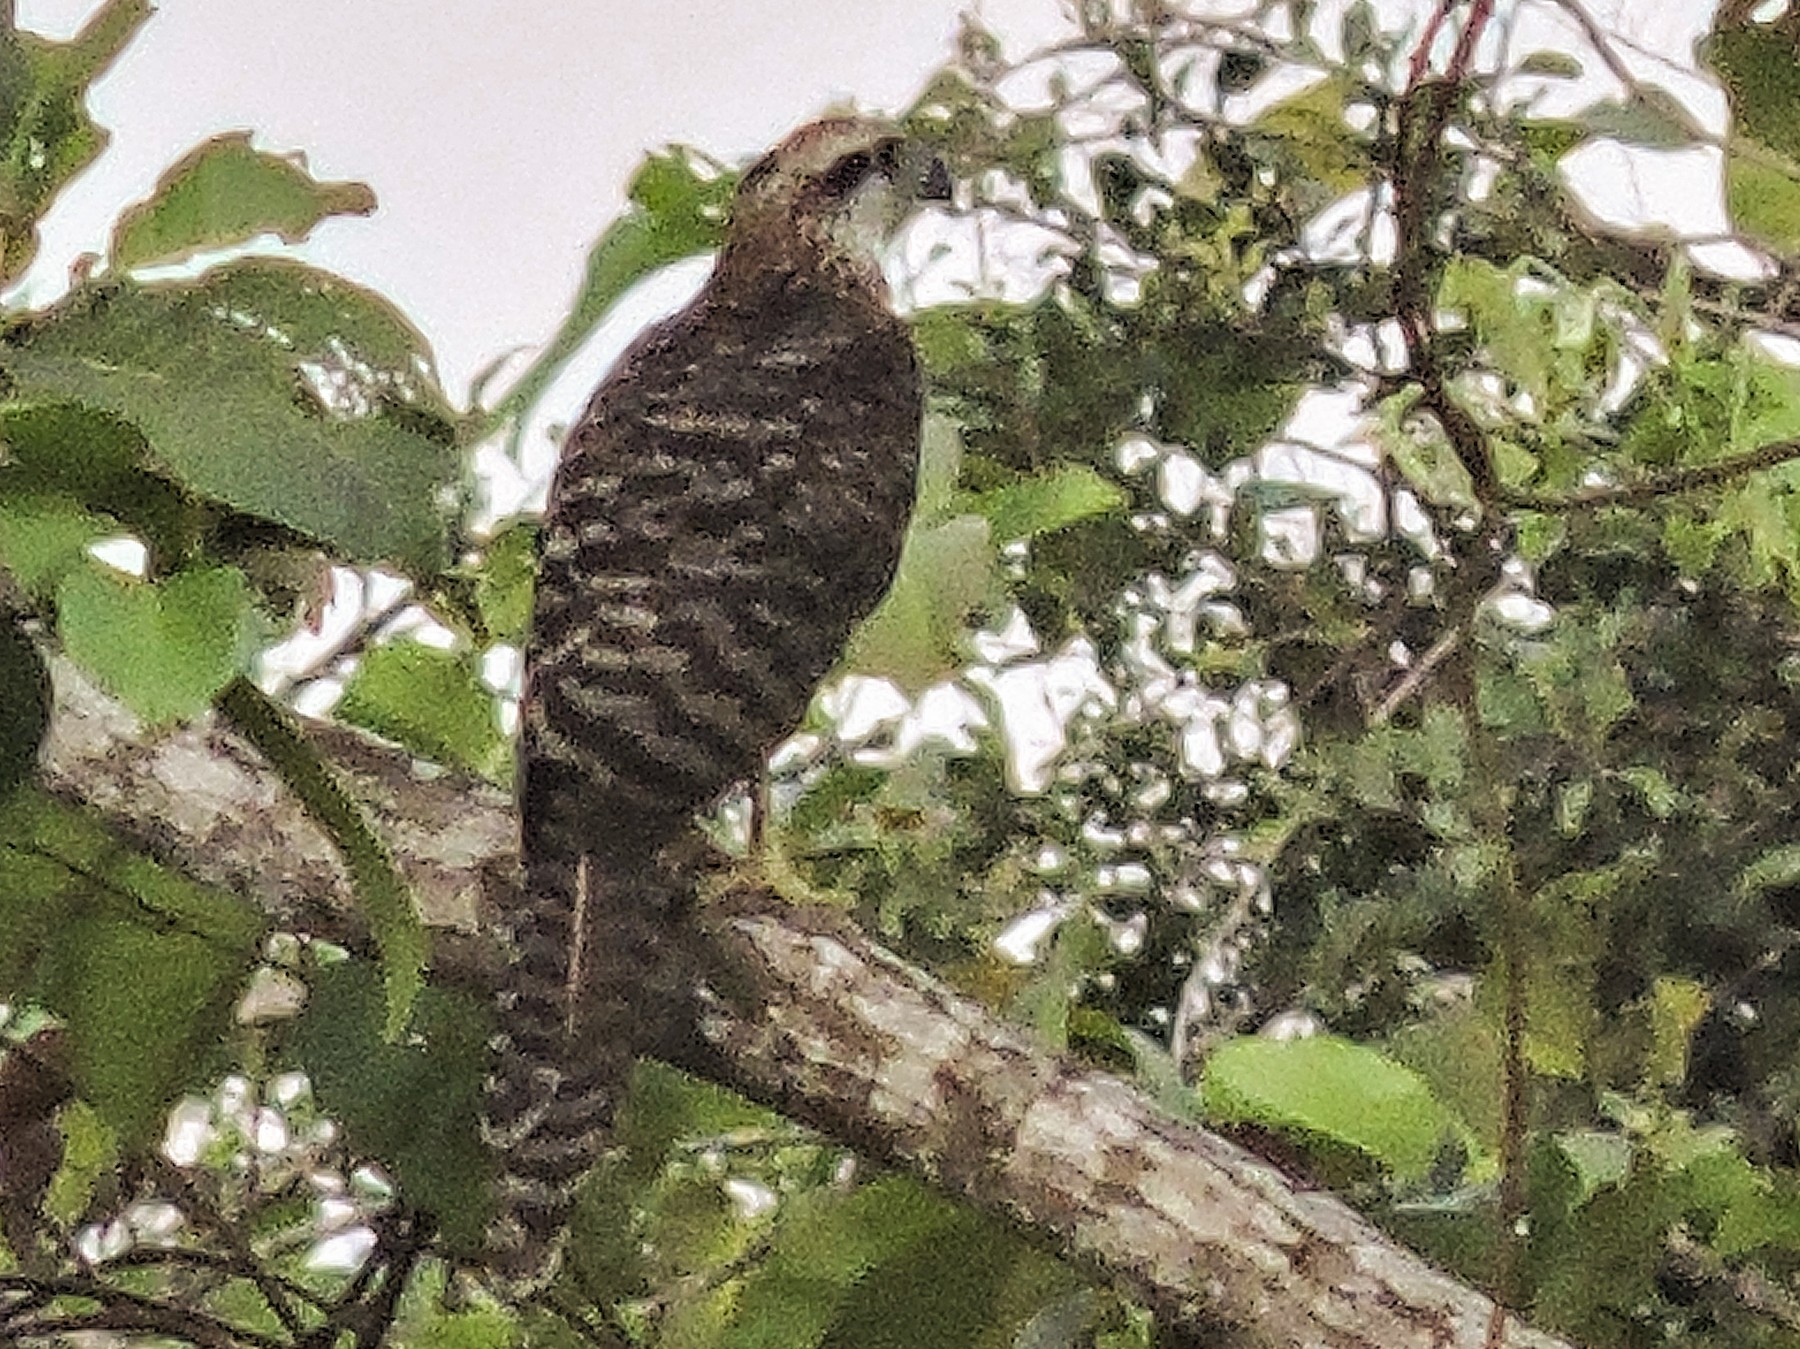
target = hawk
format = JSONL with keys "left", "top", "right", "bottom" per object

{"left": 484, "top": 117, "right": 949, "bottom": 1281}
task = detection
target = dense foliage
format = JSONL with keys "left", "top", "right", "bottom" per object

{"left": 6, "top": 0, "right": 1800, "bottom": 1345}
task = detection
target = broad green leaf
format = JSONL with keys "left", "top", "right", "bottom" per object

{"left": 1660, "top": 511, "right": 1723, "bottom": 576}
{"left": 1727, "top": 148, "right": 1800, "bottom": 256}
{"left": 392, "top": 1263, "right": 516, "bottom": 1349}
{"left": 56, "top": 564, "right": 262, "bottom": 725}
{"left": 42, "top": 1099, "right": 116, "bottom": 1226}
{"left": 0, "top": 797, "right": 92, "bottom": 994}
{"left": 284, "top": 964, "right": 492, "bottom": 1250}
{"left": 1617, "top": 765, "right": 1679, "bottom": 819}
{"left": 0, "top": 0, "right": 153, "bottom": 285}
{"left": 1438, "top": 257, "right": 1601, "bottom": 413}
{"left": 956, "top": 465, "right": 1125, "bottom": 543}
{"left": 1645, "top": 977, "right": 1707, "bottom": 1087}
{"left": 2, "top": 261, "right": 458, "bottom": 572}
{"left": 0, "top": 791, "right": 263, "bottom": 1145}
{"left": 214, "top": 676, "right": 424, "bottom": 1041}
{"left": 1554, "top": 1130, "right": 1631, "bottom": 1204}
{"left": 1577, "top": 89, "right": 1707, "bottom": 149}
{"left": 0, "top": 401, "right": 146, "bottom": 496}
{"left": 337, "top": 639, "right": 510, "bottom": 782}
{"left": 1515, "top": 51, "right": 1584, "bottom": 80}
{"left": 1524, "top": 961, "right": 1591, "bottom": 1080}
{"left": 819, "top": 1200, "right": 1076, "bottom": 1349}
{"left": 1252, "top": 76, "right": 1367, "bottom": 195}
{"left": 43, "top": 921, "right": 232, "bottom": 1146}
{"left": 1709, "top": 27, "right": 1800, "bottom": 206}
{"left": 488, "top": 147, "right": 733, "bottom": 452}
{"left": 683, "top": 1178, "right": 961, "bottom": 1349}
{"left": 1200, "top": 1035, "right": 1476, "bottom": 1181}
{"left": 0, "top": 493, "right": 124, "bottom": 600}
{"left": 1555, "top": 778, "right": 1593, "bottom": 837}
{"left": 1712, "top": 1165, "right": 1800, "bottom": 1259}
{"left": 911, "top": 309, "right": 992, "bottom": 377}
{"left": 0, "top": 789, "right": 266, "bottom": 953}
{"left": 197, "top": 256, "right": 450, "bottom": 383}
{"left": 1397, "top": 703, "right": 1468, "bottom": 792}
{"left": 470, "top": 521, "right": 536, "bottom": 646}
{"left": 1737, "top": 843, "right": 1800, "bottom": 896}
{"left": 0, "top": 401, "right": 199, "bottom": 570}
{"left": 0, "top": 611, "right": 49, "bottom": 796}
{"left": 111, "top": 131, "right": 376, "bottom": 271}
{"left": 845, "top": 514, "right": 996, "bottom": 688}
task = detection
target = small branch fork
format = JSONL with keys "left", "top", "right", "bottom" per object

{"left": 0, "top": 1186, "right": 431, "bottom": 1348}
{"left": 1390, "top": 0, "right": 1500, "bottom": 515}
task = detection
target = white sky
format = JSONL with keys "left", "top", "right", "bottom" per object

{"left": 8, "top": 0, "right": 1740, "bottom": 717}
{"left": 12, "top": 0, "right": 1077, "bottom": 405}
{"left": 9, "top": 0, "right": 1727, "bottom": 411}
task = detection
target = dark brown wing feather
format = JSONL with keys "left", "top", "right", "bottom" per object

{"left": 484, "top": 267, "right": 920, "bottom": 1281}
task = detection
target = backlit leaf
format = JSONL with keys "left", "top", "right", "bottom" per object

{"left": 111, "top": 132, "right": 376, "bottom": 271}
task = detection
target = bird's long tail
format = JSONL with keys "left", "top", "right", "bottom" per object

{"left": 480, "top": 851, "right": 621, "bottom": 1285}
{"left": 480, "top": 844, "right": 703, "bottom": 1287}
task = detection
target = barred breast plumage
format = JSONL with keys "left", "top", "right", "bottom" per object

{"left": 482, "top": 116, "right": 944, "bottom": 1285}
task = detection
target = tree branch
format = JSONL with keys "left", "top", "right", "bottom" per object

{"left": 1502, "top": 437, "right": 1800, "bottom": 511}
{"left": 36, "top": 659, "right": 1579, "bottom": 1349}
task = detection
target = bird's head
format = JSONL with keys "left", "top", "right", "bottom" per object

{"left": 720, "top": 116, "right": 952, "bottom": 297}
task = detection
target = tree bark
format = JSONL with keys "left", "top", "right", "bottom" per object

{"left": 36, "top": 659, "right": 1578, "bottom": 1349}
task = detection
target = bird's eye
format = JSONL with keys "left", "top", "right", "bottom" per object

{"left": 820, "top": 151, "right": 873, "bottom": 197}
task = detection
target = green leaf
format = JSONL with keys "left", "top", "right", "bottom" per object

{"left": 215, "top": 677, "right": 425, "bottom": 1041}
{"left": 487, "top": 147, "right": 733, "bottom": 452}
{"left": 110, "top": 131, "right": 377, "bottom": 271}
{"left": 956, "top": 465, "right": 1125, "bottom": 543}
{"left": 1253, "top": 75, "right": 1368, "bottom": 195}
{"left": 1553, "top": 1130, "right": 1631, "bottom": 1204}
{"left": 470, "top": 521, "right": 536, "bottom": 646}
{"left": 1514, "top": 51, "right": 1584, "bottom": 80}
{"left": 56, "top": 564, "right": 262, "bottom": 725}
{"left": 1, "top": 261, "right": 458, "bottom": 573}
{"left": 42, "top": 1100, "right": 116, "bottom": 1227}
{"left": 1709, "top": 28, "right": 1800, "bottom": 163}
{"left": 0, "top": 401, "right": 146, "bottom": 496}
{"left": 1200, "top": 1035, "right": 1476, "bottom": 1181}
{"left": 44, "top": 921, "right": 232, "bottom": 1144}
{"left": 0, "top": 611, "right": 49, "bottom": 796}
{"left": 284, "top": 964, "right": 492, "bottom": 1250}
{"left": 1524, "top": 959, "right": 1592, "bottom": 1080}
{"left": 1736, "top": 843, "right": 1800, "bottom": 897}
{"left": 845, "top": 514, "right": 996, "bottom": 689}
{"left": 392, "top": 1263, "right": 517, "bottom": 1349}
{"left": 1555, "top": 778, "right": 1593, "bottom": 837}
{"left": 0, "top": 400, "right": 211, "bottom": 567}
{"left": 337, "top": 639, "right": 510, "bottom": 783}
{"left": 1577, "top": 89, "right": 1706, "bottom": 149}
{"left": 0, "top": 0, "right": 154, "bottom": 285}
{"left": 1645, "top": 976, "right": 1707, "bottom": 1088}
{"left": 1727, "top": 146, "right": 1800, "bottom": 256}
{"left": 691, "top": 1178, "right": 962, "bottom": 1349}
{"left": 0, "top": 493, "right": 117, "bottom": 598}
{"left": 0, "top": 790, "right": 263, "bottom": 1145}
{"left": 1617, "top": 765, "right": 1678, "bottom": 819}
{"left": 1712, "top": 1167, "right": 1800, "bottom": 1259}
{"left": 817, "top": 1199, "right": 1076, "bottom": 1349}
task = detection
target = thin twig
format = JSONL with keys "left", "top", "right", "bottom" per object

{"left": 109, "top": 1247, "right": 323, "bottom": 1335}
{"left": 0, "top": 1272, "right": 290, "bottom": 1349}
{"left": 1370, "top": 625, "right": 1462, "bottom": 727}
{"left": 1505, "top": 437, "right": 1800, "bottom": 510}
